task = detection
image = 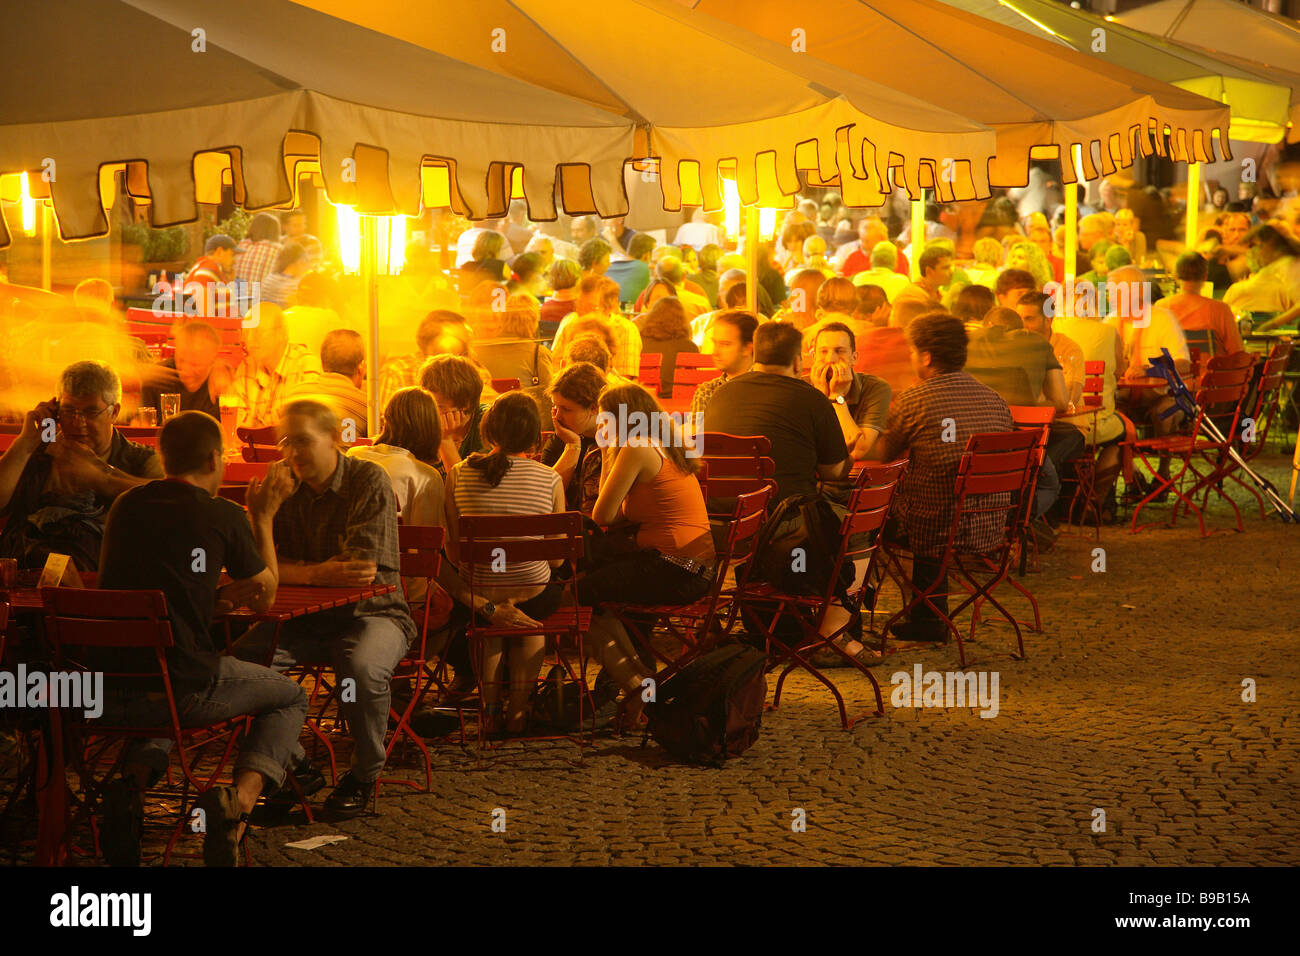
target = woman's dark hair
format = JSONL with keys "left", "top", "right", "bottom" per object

{"left": 466, "top": 391, "right": 541, "bottom": 487}
{"left": 908, "top": 311, "right": 968, "bottom": 373}
{"left": 510, "top": 251, "right": 543, "bottom": 283}
{"left": 376, "top": 387, "right": 442, "bottom": 464}
{"left": 640, "top": 296, "right": 691, "bottom": 340}
{"left": 951, "top": 283, "right": 996, "bottom": 323}
{"left": 274, "top": 240, "right": 307, "bottom": 273}
{"left": 472, "top": 230, "right": 506, "bottom": 262}
{"left": 246, "top": 212, "right": 281, "bottom": 243}
{"left": 597, "top": 383, "right": 699, "bottom": 476}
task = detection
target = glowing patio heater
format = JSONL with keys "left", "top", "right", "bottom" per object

{"left": 336, "top": 203, "right": 408, "bottom": 437}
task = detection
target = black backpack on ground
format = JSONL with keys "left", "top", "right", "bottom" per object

{"left": 644, "top": 644, "right": 768, "bottom": 766}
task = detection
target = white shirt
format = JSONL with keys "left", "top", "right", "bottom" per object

{"left": 455, "top": 228, "right": 515, "bottom": 268}
{"left": 673, "top": 221, "right": 723, "bottom": 250}
{"left": 852, "top": 267, "right": 910, "bottom": 302}
{"left": 347, "top": 443, "right": 445, "bottom": 603}
{"left": 1223, "top": 255, "right": 1300, "bottom": 316}
{"left": 1106, "top": 306, "right": 1190, "bottom": 373}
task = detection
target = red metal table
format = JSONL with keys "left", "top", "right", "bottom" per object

{"left": 216, "top": 583, "right": 398, "bottom": 663}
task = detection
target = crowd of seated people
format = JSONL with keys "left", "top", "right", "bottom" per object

{"left": 2, "top": 191, "right": 1296, "bottom": 867}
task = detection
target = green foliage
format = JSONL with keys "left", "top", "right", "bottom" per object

{"left": 206, "top": 207, "right": 252, "bottom": 243}
{"left": 121, "top": 223, "right": 190, "bottom": 262}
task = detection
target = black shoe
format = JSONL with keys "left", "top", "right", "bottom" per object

{"left": 264, "top": 759, "right": 326, "bottom": 806}
{"left": 1027, "top": 517, "right": 1058, "bottom": 553}
{"left": 100, "top": 778, "right": 143, "bottom": 867}
{"left": 410, "top": 708, "right": 461, "bottom": 738}
{"left": 888, "top": 620, "right": 949, "bottom": 643}
{"left": 323, "top": 772, "right": 374, "bottom": 820}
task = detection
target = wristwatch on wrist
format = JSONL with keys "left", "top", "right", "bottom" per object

{"left": 834, "top": 394, "right": 847, "bottom": 405}
{"left": 479, "top": 600, "right": 497, "bottom": 620}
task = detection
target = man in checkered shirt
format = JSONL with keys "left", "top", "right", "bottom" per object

{"left": 870, "top": 311, "right": 1013, "bottom": 643}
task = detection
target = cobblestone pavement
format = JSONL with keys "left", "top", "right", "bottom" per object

{"left": 3, "top": 459, "right": 1297, "bottom": 867}
{"left": 243, "top": 457, "right": 1300, "bottom": 867}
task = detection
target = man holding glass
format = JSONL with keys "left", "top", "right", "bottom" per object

{"left": 232, "top": 399, "right": 414, "bottom": 819}
{"left": 0, "top": 360, "right": 162, "bottom": 571}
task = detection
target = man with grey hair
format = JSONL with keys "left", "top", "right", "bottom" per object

{"left": 0, "top": 360, "right": 162, "bottom": 571}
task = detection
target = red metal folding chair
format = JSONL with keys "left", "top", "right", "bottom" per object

{"left": 378, "top": 525, "right": 448, "bottom": 795}
{"left": 604, "top": 485, "right": 772, "bottom": 676}
{"left": 1124, "top": 356, "right": 1255, "bottom": 536}
{"left": 459, "top": 512, "right": 593, "bottom": 755}
{"left": 1062, "top": 360, "right": 1106, "bottom": 538}
{"left": 668, "top": 353, "right": 723, "bottom": 403}
{"left": 879, "top": 431, "right": 1039, "bottom": 668}
{"left": 734, "top": 463, "right": 905, "bottom": 730}
{"left": 639, "top": 353, "right": 663, "bottom": 392}
{"left": 236, "top": 425, "right": 281, "bottom": 463}
{"left": 1007, "top": 405, "right": 1055, "bottom": 578}
{"left": 41, "top": 588, "right": 252, "bottom": 865}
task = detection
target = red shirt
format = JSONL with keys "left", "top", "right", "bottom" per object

{"left": 841, "top": 247, "right": 909, "bottom": 278}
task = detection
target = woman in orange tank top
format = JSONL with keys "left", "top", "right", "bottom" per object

{"left": 577, "top": 384, "right": 715, "bottom": 729}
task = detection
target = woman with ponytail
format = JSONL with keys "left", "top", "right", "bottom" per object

{"left": 444, "top": 391, "right": 565, "bottom": 736}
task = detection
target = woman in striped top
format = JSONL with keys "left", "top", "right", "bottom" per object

{"left": 581, "top": 383, "right": 715, "bottom": 730}
{"left": 444, "top": 391, "right": 564, "bottom": 735}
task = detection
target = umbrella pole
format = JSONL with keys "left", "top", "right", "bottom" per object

{"left": 910, "top": 194, "right": 924, "bottom": 279}
{"left": 41, "top": 201, "right": 53, "bottom": 291}
{"left": 1185, "top": 162, "right": 1201, "bottom": 252}
{"left": 1064, "top": 153, "right": 1078, "bottom": 313}
{"left": 745, "top": 204, "right": 759, "bottom": 314}
{"left": 361, "top": 215, "right": 379, "bottom": 439}
{"left": 1291, "top": 427, "right": 1300, "bottom": 508}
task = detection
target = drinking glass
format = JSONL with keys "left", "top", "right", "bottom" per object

{"left": 137, "top": 407, "right": 158, "bottom": 427}
{"left": 160, "top": 393, "right": 181, "bottom": 421}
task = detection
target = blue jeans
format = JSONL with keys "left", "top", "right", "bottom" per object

{"left": 232, "top": 614, "right": 409, "bottom": 784}
{"left": 98, "top": 656, "right": 308, "bottom": 789}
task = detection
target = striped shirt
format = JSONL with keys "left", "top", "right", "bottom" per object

{"left": 282, "top": 372, "right": 369, "bottom": 434}
{"left": 452, "top": 456, "right": 561, "bottom": 588}
{"left": 378, "top": 352, "right": 424, "bottom": 411}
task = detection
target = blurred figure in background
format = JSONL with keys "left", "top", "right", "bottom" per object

{"left": 141, "top": 321, "right": 227, "bottom": 419}
{"left": 538, "top": 259, "right": 581, "bottom": 341}
{"left": 636, "top": 296, "right": 699, "bottom": 399}
{"left": 231, "top": 303, "right": 322, "bottom": 427}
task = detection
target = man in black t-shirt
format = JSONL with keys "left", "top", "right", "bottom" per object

{"left": 701, "top": 322, "right": 849, "bottom": 502}
{"left": 95, "top": 411, "right": 306, "bottom": 866}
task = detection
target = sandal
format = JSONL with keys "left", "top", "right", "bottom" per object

{"left": 195, "top": 785, "right": 249, "bottom": 868}
{"left": 809, "top": 639, "right": 883, "bottom": 669}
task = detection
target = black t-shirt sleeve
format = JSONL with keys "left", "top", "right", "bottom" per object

{"left": 217, "top": 498, "right": 265, "bottom": 581}
{"left": 809, "top": 386, "right": 848, "bottom": 465}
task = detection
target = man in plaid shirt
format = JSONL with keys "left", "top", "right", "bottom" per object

{"left": 230, "top": 304, "right": 322, "bottom": 427}
{"left": 871, "top": 311, "right": 1013, "bottom": 642}
{"left": 233, "top": 212, "right": 282, "bottom": 288}
{"left": 233, "top": 400, "right": 413, "bottom": 819}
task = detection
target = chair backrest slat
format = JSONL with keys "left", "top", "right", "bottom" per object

{"left": 698, "top": 433, "right": 772, "bottom": 457}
